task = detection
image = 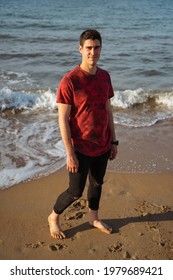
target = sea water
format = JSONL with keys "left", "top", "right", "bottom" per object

{"left": 0, "top": 0, "right": 173, "bottom": 188}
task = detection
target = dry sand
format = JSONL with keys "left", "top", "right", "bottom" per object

{"left": 0, "top": 168, "right": 173, "bottom": 260}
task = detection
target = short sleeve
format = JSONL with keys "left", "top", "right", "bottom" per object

{"left": 108, "top": 73, "right": 114, "bottom": 99}
{"left": 56, "top": 76, "right": 74, "bottom": 105}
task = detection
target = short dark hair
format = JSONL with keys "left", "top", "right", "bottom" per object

{"left": 80, "top": 29, "right": 102, "bottom": 47}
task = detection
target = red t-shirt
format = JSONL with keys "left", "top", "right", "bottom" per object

{"left": 56, "top": 66, "right": 114, "bottom": 156}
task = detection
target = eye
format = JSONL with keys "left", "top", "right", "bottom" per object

{"left": 95, "top": 46, "right": 101, "bottom": 50}
{"left": 86, "top": 46, "right": 101, "bottom": 51}
{"left": 86, "top": 46, "right": 92, "bottom": 50}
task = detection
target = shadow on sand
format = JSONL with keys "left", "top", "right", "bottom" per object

{"left": 65, "top": 210, "right": 173, "bottom": 237}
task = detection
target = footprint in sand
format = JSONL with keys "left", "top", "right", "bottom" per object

{"left": 107, "top": 243, "right": 133, "bottom": 259}
{"left": 70, "top": 198, "right": 88, "bottom": 211}
{"left": 25, "top": 241, "right": 67, "bottom": 252}
{"left": 65, "top": 211, "right": 86, "bottom": 221}
{"left": 25, "top": 241, "right": 45, "bottom": 249}
{"left": 64, "top": 198, "right": 87, "bottom": 221}
{"left": 136, "top": 201, "right": 171, "bottom": 216}
{"left": 48, "top": 243, "right": 67, "bottom": 252}
{"left": 146, "top": 222, "right": 161, "bottom": 243}
{"left": 108, "top": 242, "right": 123, "bottom": 253}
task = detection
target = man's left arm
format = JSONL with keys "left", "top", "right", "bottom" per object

{"left": 106, "top": 99, "right": 118, "bottom": 160}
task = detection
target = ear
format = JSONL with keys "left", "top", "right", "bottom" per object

{"left": 78, "top": 45, "right": 83, "bottom": 54}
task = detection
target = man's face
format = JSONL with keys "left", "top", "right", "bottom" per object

{"left": 79, "top": 39, "right": 101, "bottom": 67}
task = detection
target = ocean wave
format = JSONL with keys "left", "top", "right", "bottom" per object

{"left": 155, "top": 93, "right": 173, "bottom": 108}
{"left": 0, "top": 87, "right": 57, "bottom": 112}
{"left": 1, "top": 85, "right": 173, "bottom": 113}
{"left": 112, "top": 89, "right": 173, "bottom": 109}
{"left": 1, "top": 86, "right": 173, "bottom": 128}
{"left": 0, "top": 70, "right": 34, "bottom": 90}
{"left": 138, "top": 70, "right": 166, "bottom": 77}
{"left": 1, "top": 68, "right": 173, "bottom": 129}
{"left": 0, "top": 53, "right": 46, "bottom": 60}
{"left": 0, "top": 34, "right": 16, "bottom": 40}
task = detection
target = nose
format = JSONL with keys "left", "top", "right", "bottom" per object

{"left": 90, "top": 47, "right": 96, "bottom": 55}
{"left": 91, "top": 49, "right": 94, "bottom": 56}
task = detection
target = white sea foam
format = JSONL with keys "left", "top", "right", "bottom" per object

{"left": 0, "top": 87, "right": 57, "bottom": 111}
{"left": 111, "top": 89, "right": 173, "bottom": 109}
{"left": 0, "top": 111, "right": 66, "bottom": 189}
{"left": 111, "top": 88, "right": 147, "bottom": 108}
{"left": 111, "top": 89, "right": 173, "bottom": 127}
{"left": 1, "top": 87, "right": 173, "bottom": 112}
{"left": 0, "top": 155, "right": 66, "bottom": 189}
{"left": 155, "top": 92, "right": 173, "bottom": 108}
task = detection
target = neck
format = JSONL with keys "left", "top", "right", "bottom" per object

{"left": 80, "top": 63, "right": 97, "bottom": 75}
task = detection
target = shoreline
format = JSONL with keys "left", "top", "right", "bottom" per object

{"left": 1, "top": 120, "right": 173, "bottom": 190}
{"left": 0, "top": 168, "right": 173, "bottom": 260}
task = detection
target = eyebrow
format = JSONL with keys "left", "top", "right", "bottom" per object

{"left": 85, "top": 45, "right": 101, "bottom": 49}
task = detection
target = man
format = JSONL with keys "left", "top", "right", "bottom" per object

{"left": 48, "top": 29, "right": 118, "bottom": 239}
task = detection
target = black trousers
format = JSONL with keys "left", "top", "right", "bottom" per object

{"left": 53, "top": 150, "right": 110, "bottom": 214}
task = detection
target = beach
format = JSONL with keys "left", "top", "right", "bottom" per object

{"left": 0, "top": 124, "right": 173, "bottom": 260}
{"left": 1, "top": 0, "right": 173, "bottom": 262}
{"left": 0, "top": 170, "right": 173, "bottom": 260}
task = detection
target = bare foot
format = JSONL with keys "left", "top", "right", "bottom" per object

{"left": 48, "top": 212, "right": 66, "bottom": 239}
{"left": 88, "top": 209, "right": 112, "bottom": 234}
{"left": 89, "top": 220, "right": 112, "bottom": 234}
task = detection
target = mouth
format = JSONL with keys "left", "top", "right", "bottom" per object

{"left": 89, "top": 56, "right": 97, "bottom": 61}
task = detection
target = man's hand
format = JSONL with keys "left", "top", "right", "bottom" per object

{"left": 109, "top": 145, "right": 118, "bottom": 160}
{"left": 66, "top": 152, "right": 79, "bottom": 173}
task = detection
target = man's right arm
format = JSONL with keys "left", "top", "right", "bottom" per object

{"left": 57, "top": 103, "right": 79, "bottom": 173}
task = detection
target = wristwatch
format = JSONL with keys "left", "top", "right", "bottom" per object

{"left": 111, "top": 140, "right": 119, "bottom": 145}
